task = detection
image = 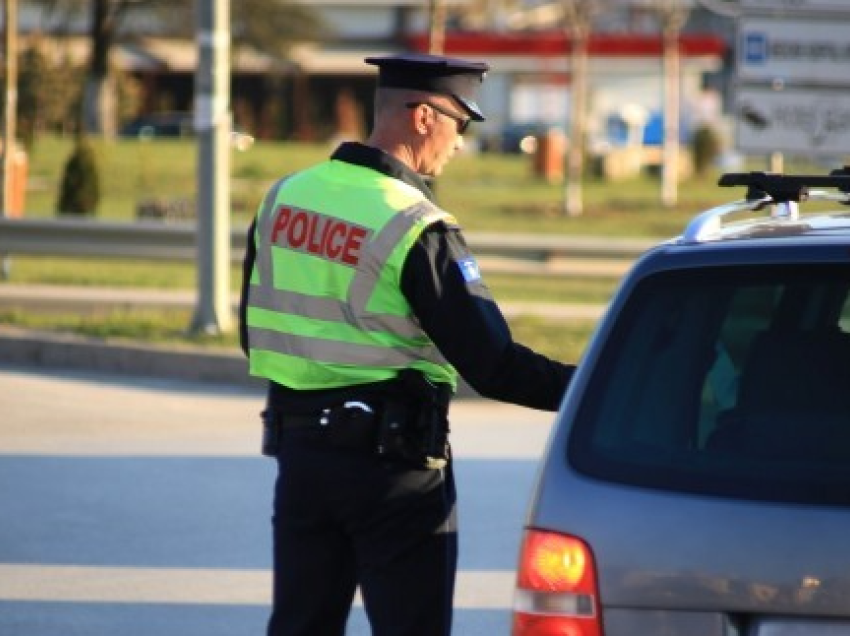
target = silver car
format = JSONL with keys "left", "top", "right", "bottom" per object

{"left": 512, "top": 170, "right": 850, "bottom": 636}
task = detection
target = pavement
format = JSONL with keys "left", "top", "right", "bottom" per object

{"left": 0, "top": 365, "right": 556, "bottom": 635}
{"left": 0, "top": 284, "right": 577, "bottom": 633}
{"left": 0, "top": 283, "right": 607, "bottom": 389}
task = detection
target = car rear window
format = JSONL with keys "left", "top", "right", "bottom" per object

{"left": 568, "top": 264, "right": 850, "bottom": 506}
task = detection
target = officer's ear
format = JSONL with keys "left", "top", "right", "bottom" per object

{"left": 408, "top": 103, "right": 432, "bottom": 136}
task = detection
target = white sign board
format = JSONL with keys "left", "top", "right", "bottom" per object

{"left": 738, "top": 16, "right": 850, "bottom": 85}
{"left": 736, "top": 85, "right": 850, "bottom": 156}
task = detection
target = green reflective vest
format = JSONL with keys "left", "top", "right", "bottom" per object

{"left": 245, "top": 159, "right": 459, "bottom": 391}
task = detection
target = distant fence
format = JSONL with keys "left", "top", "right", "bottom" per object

{"left": 0, "top": 217, "right": 657, "bottom": 278}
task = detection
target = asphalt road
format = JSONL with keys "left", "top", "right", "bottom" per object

{"left": 0, "top": 366, "right": 555, "bottom": 635}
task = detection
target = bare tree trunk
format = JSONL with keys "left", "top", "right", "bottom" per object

{"left": 658, "top": 0, "right": 688, "bottom": 208}
{"left": 82, "top": 0, "right": 118, "bottom": 136}
{"left": 428, "top": 0, "right": 446, "bottom": 54}
{"left": 82, "top": 74, "right": 117, "bottom": 137}
{"left": 563, "top": 0, "right": 595, "bottom": 217}
{"left": 3, "top": 0, "right": 19, "bottom": 220}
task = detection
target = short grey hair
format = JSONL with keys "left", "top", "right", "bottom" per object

{"left": 374, "top": 87, "right": 440, "bottom": 120}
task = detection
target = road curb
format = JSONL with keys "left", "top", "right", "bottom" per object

{"left": 0, "top": 326, "right": 262, "bottom": 389}
{"left": 0, "top": 326, "right": 481, "bottom": 397}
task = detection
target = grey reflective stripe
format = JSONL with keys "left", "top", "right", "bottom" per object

{"left": 248, "top": 326, "right": 442, "bottom": 367}
{"left": 348, "top": 200, "right": 449, "bottom": 314}
{"left": 254, "top": 176, "right": 292, "bottom": 288}
{"left": 248, "top": 284, "right": 427, "bottom": 339}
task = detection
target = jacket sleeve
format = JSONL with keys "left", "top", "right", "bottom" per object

{"left": 400, "top": 223, "right": 575, "bottom": 411}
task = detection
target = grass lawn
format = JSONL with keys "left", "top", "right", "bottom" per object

{"left": 4, "top": 135, "right": 837, "bottom": 360}
{"left": 24, "top": 134, "right": 740, "bottom": 233}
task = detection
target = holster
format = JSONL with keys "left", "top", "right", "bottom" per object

{"left": 376, "top": 370, "right": 452, "bottom": 470}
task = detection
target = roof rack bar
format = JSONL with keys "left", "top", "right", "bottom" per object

{"left": 808, "top": 189, "right": 850, "bottom": 203}
{"left": 682, "top": 197, "right": 771, "bottom": 243}
{"left": 682, "top": 189, "right": 850, "bottom": 243}
{"left": 719, "top": 171, "right": 850, "bottom": 202}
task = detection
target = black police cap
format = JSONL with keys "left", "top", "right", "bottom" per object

{"left": 365, "top": 53, "right": 489, "bottom": 121}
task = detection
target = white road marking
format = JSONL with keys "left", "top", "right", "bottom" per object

{"left": 0, "top": 564, "right": 515, "bottom": 609}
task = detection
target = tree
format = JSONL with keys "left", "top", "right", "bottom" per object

{"left": 9, "top": 35, "right": 86, "bottom": 142}
{"left": 26, "top": 0, "right": 327, "bottom": 136}
{"left": 15, "top": 39, "right": 49, "bottom": 147}
{"left": 229, "top": 0, "right": 328, "bottom": 56}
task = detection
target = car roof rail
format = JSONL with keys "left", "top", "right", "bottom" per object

{"left": 681, "top": 167, "right": 850, "bottom": 243}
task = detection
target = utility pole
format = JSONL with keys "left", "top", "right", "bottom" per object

{"left": 563, "top": 0, "right": 595, "bottom": 217}
{"left": 656, "top": 0, "right": 688, "bottom": 208}
{"left": 191, "top": 0, "right": 232, "bottom": 334}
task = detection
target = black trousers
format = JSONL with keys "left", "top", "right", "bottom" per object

{"left": 267, "top": 428, "right": 458, "bottom": 636}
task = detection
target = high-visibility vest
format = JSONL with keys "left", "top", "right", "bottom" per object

{"left": 245, "top": 159, "right": 459, "bottom": 391}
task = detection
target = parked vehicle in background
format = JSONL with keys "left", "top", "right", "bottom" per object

{"left": 512, "top": 169, "right": 850, "bottom": 636}
{"left": 120, "top": 111, "right": 255, "bottom": 150}
{"left": 120, "top": 112, "right": 194, "bottom": 138}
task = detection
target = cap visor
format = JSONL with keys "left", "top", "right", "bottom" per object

{"left": 453, "top": 95, "right": 486, "bottom": 122}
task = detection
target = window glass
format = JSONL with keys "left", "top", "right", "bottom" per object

{"left": 568, "top": 264, "right": 850, "bottom": 505}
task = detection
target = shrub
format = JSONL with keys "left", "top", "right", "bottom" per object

{"left": 691, "top": 124, "right": 722, "bottom": 177}
{"left": 57, "top": 136, "right": 100, "bottom": 216}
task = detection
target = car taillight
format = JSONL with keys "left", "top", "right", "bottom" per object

{"left": 512, "top": 529, "right": 603, "bottom": 636}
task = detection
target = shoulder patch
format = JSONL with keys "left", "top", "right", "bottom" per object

{"left": 457, "top": 257, "right": 482, "bottom": 283}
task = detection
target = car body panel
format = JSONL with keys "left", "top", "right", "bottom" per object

{"left": 602, "top": 608, "right": 729, "bottom": 636}
{"left": 530, "top": 464, "right": 850, "bottom": 617}
{"left": 519, "top": 191, "right": 850, "bottom": 636}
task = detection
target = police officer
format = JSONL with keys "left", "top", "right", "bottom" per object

{"left": 239, "top": 53, "right": 575, "bottom": 636}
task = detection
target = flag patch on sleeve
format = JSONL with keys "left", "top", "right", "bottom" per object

{"left": 457, "top": 257, "right": 482, "bottom": 283}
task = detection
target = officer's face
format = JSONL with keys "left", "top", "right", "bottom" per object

{"left": 419, "top": 101, "right": 466, "bottom": 177}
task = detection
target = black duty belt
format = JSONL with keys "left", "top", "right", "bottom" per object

{"left": 260, "top": 374, "right": 450, "bottom": 469}
{"left": 275, "top": 401, "right": 378, "bottom": 429}
{"left": 267, "top": 401, "right": 380, "bottom": 455}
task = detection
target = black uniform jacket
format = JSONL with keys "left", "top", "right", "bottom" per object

{"left": 239, "top": 142, "right": 575, "bottom": 412}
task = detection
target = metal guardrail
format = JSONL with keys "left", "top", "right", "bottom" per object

{"left": 0, "top": 217, "right": 656, "bottom": 276}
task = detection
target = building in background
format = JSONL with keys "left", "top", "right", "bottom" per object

{"left": 14, "top": 0, "right": 729, "bottom": 147}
